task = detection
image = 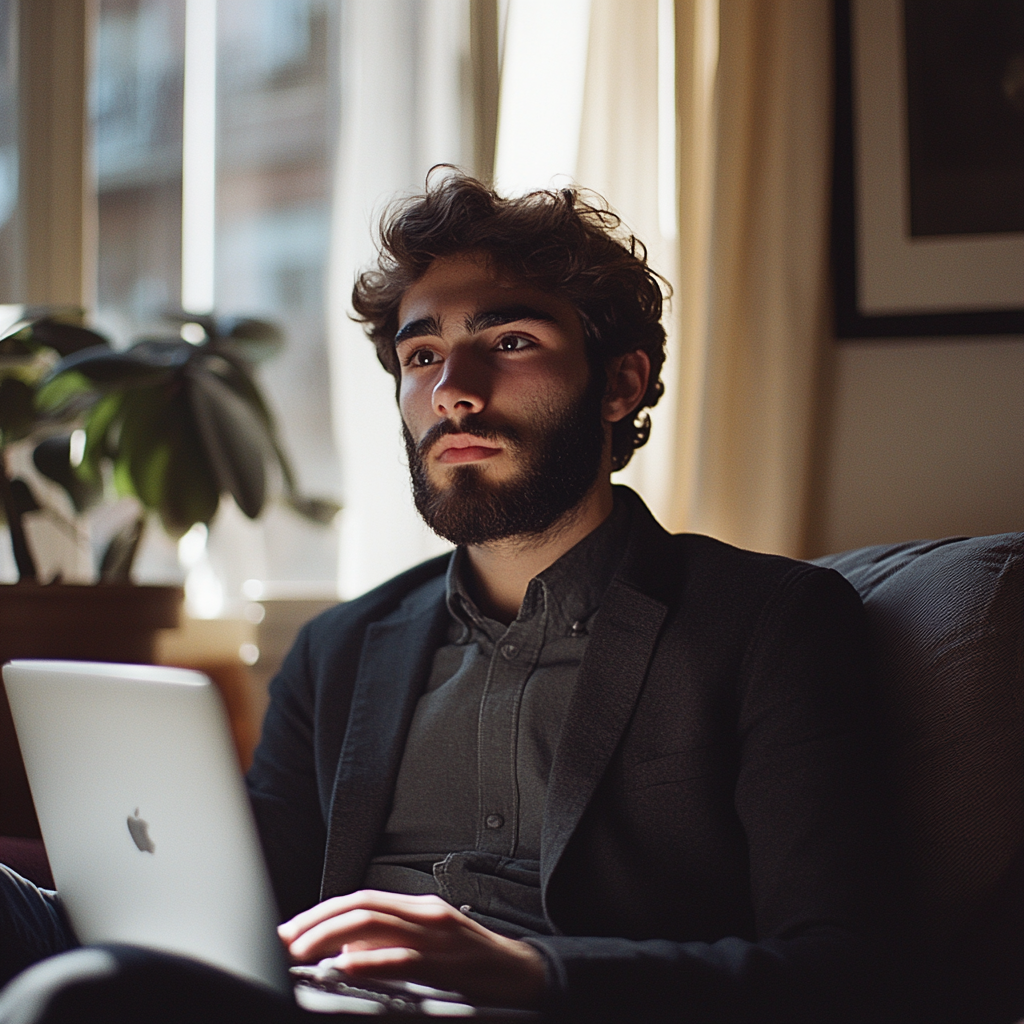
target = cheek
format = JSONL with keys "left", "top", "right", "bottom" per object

{"left": 520, "top": 370, "right": 587, "bottom": 417}
{"left": 398, "top": 374, "right": 430, "bottom": 428}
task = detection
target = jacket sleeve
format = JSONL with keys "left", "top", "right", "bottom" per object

{"left": 526, "top": 567, "right": 904, "bottom": 1024}
{"left": 245, "top": 621, "right": 327, "bottom": 922}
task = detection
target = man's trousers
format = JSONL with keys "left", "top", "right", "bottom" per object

{"left": 0, "top": 864, "right": 305, "bottom": 1023}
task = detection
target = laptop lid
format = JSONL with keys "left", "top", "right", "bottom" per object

{"left": 2, "top": 659, "right": 290, "bottom": 995}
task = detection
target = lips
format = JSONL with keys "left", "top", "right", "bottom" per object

{"left": 433, "top": 433, "right": 503, "bottom": 464}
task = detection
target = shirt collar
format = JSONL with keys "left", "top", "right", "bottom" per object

{"left": 445, "top": 490, "right": 632, "bottom": 642}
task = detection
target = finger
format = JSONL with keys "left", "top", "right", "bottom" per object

{"left": 279, "top": 891, "right": 451, "bottom": 944}
{"left": 337, "top": 946, "right": 468, "bottom": 997}
{"left": 335, "top": 946, "right": 426, "bottom": 979}
{"left": 287, "top": 907, "right": 435, "bottom": 963}
{"left": 339, "top": 936, "right": 546, "bottom": 1009}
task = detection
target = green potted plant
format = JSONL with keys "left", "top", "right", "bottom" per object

{"left": 2, "top": 308, "right": 338, "bottom": 586}
{"left": 0, "top": 309, "right": 109, "bottom": 581}
{"left": 0, "top": 307, "right": 339, "bottom": 837}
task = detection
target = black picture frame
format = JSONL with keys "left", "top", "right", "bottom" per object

{"left": 832, "top": 0, "right": 1024, "bottom": 339}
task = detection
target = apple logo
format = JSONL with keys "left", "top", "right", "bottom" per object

{"left": 126, "top": 808, "right": 156, "bottom": 853}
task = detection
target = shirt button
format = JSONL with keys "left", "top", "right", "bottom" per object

{"left": 485, "top": 813, "right": 504, "bottom": 829}
{"left": 459, "top": 904, "right": 473, "bottom": 914}
{"left": 500, "top": 643, "right": 518, "bottom": 660}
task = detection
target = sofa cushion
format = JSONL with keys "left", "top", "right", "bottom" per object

{"left": 815, "top": 533, "right": 1023, "bottom": 1021}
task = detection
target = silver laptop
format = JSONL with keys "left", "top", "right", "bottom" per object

{"left": 2, "top": 659, "right": 291, "bottom": 996}
{"left": 4, "top": 659, "right": 535, "bottom": 1018}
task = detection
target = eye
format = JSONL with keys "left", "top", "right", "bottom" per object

{"left": 403, "top": 347, "right": 441, "bottom": 368}
{"left": 494, "top": 334, "right": 534, "bottom": 353}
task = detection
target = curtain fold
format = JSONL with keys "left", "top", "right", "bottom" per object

{"left": 327, "top": 0, "right": 475, "bottom": 598}
{"left": 668, "top": 0, "right": 834, "bottom": 556}
{"left": 575, "top": 0, "right": 680, "bottom": 526}
{"left": 327, "top": 0, "right": 834, "bottom": 597}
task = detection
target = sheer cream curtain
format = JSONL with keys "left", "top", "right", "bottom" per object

{"left": 328, "top": 0, "right": 835, "bottom": 598}
{"left": 575, "top": 0, "right": 681, "bottom": 527}
{"left": 327, "top": 0, "right": 472, "bottom": 598}
{"left": 575, "top": 0, "right": 834, "bottom": 556}
{"left": 668, "top": 0, "right": 835, "bottom": 555}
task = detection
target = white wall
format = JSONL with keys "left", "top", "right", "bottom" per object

{"left": 816, "top": 336, "right": 1024, "bottom": 552}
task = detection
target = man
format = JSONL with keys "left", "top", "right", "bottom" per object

{"left": 0, "top": 173, "right": 895, "bottom": 1022}
{"left": 255, "top": 173, "right": 897, "bottom": 1020}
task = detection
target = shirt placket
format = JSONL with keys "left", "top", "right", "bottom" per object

{"left": 474, "top": 592, "right": 545, "bottom": 857}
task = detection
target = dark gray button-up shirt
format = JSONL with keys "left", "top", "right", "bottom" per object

{"left": 363, "top": 496, "right": 630, "bottom": 935}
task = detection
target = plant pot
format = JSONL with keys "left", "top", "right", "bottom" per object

{"left": 0, "top": 583, "right": 183, "bottom": 838}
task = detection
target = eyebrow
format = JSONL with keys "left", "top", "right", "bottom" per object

{"left": 394, "top": 305, "right": 558, "bottom": 346}
{"left": 465, "top": 305, "right": 558, "bottom": 333}
{"left": 394, "top": 315, "right": 443, "bottom": 346}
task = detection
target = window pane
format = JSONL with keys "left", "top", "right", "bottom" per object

{"left": 0, "top": 0, "right": 19, "bottom": 300}
{"left": 91, "top": 0, "right": 341, "bottom": 603}
{"left": 215, "top": 0, "right": 340, "bottom": 588}
{"left": 93, "top": 0, "right": 185, "bottom": 323}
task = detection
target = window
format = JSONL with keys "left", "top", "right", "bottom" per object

{"left": 0, "top": 0, "right": 18, "bottom": 299}
{"left": 91, "top": 0, "right": 342, "bottom": 609}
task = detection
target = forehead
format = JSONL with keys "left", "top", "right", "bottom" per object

{"left": 396, "top": 253, "right": 579, "bottom": 331}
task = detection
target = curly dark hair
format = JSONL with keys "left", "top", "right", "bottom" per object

{"left": 352, "top": 169, "right": 668, "bottom": 470}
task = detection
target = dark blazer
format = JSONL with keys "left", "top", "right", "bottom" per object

{"left": 247, "top": 489, "right": 896, "bottom": 1022}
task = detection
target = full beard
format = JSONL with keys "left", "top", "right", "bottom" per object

{"left": 403, "top": 373, "right": 607, "bottom": 546}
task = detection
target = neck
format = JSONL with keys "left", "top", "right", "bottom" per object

{"left": 463, "top": 477, "right": 614, "bottom": 623}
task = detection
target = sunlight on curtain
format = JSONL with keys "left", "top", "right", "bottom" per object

{"left": 575, "top": 0, "right": 681, "bottom": 526}
{"left": 669, "top": 0, "right": 834, "bottom": 556}
{"left": 328, "top": 0, "right": 834, "bottom": 596}
{"left": 328, "top": 0, "right": 472, "bottom": 598}
{"left": 493, "top": 0, "right": 591, "bottom": 194}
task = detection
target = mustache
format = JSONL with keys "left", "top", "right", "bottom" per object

{"left": 415, "top": 415, "right": 523, "bottom": 458}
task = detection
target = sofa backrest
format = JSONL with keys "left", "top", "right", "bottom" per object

{"left": 814, "top": 533, "right": 1023, "bottom": 1021}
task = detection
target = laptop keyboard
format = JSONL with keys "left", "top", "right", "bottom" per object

{"left": 290, "top": 963, "right": 476, "bottom": 1016}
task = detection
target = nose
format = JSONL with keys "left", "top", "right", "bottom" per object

{"left": 432, "top": 348, "right": 487, "bottom": 418}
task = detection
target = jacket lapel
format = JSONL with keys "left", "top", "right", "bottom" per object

{"left": 320, "top": 578, "right": 449, "bottom": 899}
{"left": 541, "top": 580, "right": 666, "bottom": 900}
{"left": 541, "top": 496, "right": 672, "bottom": 907}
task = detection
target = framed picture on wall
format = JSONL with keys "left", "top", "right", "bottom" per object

{"left": 832, "top": 0, "right": 1024, "bottom": 338}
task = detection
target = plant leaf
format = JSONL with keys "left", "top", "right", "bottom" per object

{"left": 198, "top": 348, "right": 277, "bottom": 430}
{"left": 193, "top": 348, "right": 308, "bottom": 496}
{"left": 0, "top": 323, "right": 39, "bottom": 356}
{"left": 0, "top": 377, "right": 36, "bottom": 439}
{"left": 34, "top": 370, "right": 95, "bottom": 414}
{"left": 217, "top": 317, "right": 285, "bottom": 362}
{"left": 32, "top": 435, "right": 104, "bottom": 513}
{"left": 164, "top": 312, "right": 285, "bottom": 363}
{"left": 186, "top": 365, "right": 269, "bottom": 519}
{"left": 26, "top": 318, "right": 110, "bottom": 357}
{"left": 9, "top": 478, "right": 41, "bottom": 515}
{"left": 78, "top": 393, "right": 124, "bottom": 485}
{"left": 47, "top": 339, "right": 190, "bottom": 387}
{"left": 112, "top": 386, "right": 219, "bottom": 536}
{"left": 127, "top": 338, "right": 197, "bottom": 368}
{"left": 117, "top": 388, "right": 174, "bottom": 509}
{"left": 193, "top": 348, "right": 339, "bottom": 524}
{"left": 285, "top": 494, "right": 342, "bottom": 524}
{"left": 158, "top": 395, "right": 220, "bottom": 535}
{"left": 99, "top": 516, "right": 144, "bottom": 581}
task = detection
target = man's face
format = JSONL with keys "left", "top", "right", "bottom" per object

{"left": 395, "top": 253, "right": 607, "bottom": 545}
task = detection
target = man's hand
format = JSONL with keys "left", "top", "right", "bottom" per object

{"left": 278, "top": 890, "right": 546, "bottom": 1008}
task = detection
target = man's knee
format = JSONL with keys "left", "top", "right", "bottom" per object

{"left": 0, "top": 945, "right": 299, "bottom": 1024}
{"left": 0, "top": 948, "right": 118, "bottom": 1024}
{"left": 0, "top": 867, "right": 76, "bottom": 990}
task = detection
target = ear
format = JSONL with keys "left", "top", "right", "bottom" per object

{"left": 602, "top": 350, "right": 651, "bottom": 424}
